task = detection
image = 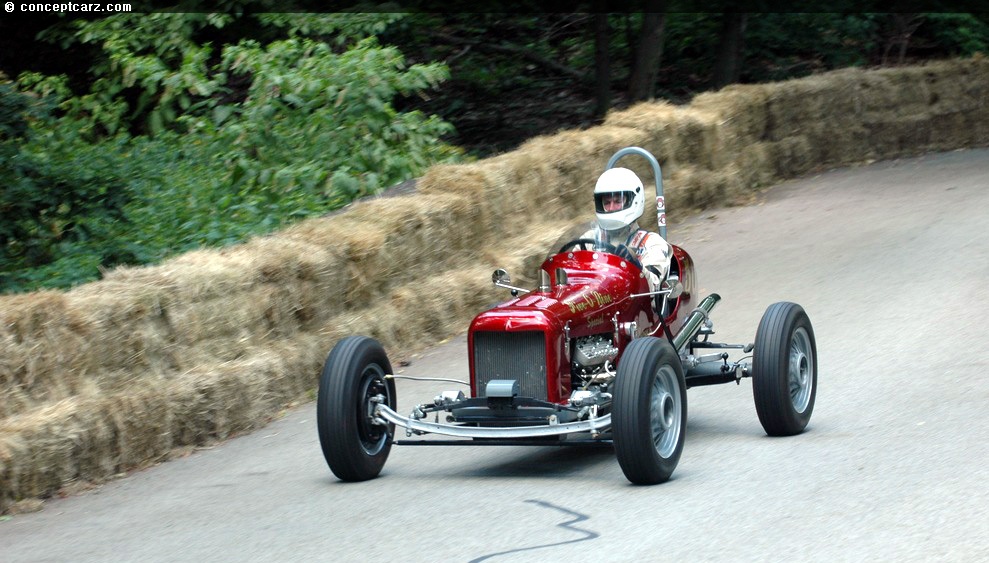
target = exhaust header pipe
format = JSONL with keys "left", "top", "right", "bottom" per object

{"left": 672, "top": 293, "right": 721, "bottom": 351}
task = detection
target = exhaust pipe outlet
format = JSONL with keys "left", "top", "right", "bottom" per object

{"left": 672, "top": 293, "right": 721, "bottom": 352}
{"left": 539, "top": 269, "right": 551, "bottom": 292}
{"left": 555, "top": 268, "right": 568, "bottom": 287}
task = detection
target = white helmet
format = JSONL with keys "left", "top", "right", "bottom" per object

{"left": 594, "top": 167, "right": 645, "bottom": 232}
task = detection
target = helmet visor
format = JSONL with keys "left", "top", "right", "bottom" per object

{"left": 595, "top": 191, "right": 634, "bottom": 214}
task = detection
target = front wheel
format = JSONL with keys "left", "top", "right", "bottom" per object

{"left": 752, "top": 302, "right": 817, "bottom": 436}
{"left": 317, "top": 336, "right": 397, "bottom": 481}
{"left": 612, "top": 337, "right": 687, "bottom": 485}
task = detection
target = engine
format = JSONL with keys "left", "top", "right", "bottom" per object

{"left": 571, "top": 334, "right": 618, "bottom": 378}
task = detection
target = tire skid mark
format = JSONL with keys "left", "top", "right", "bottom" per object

{"left": 467, "top": 499, "right": 599, "bottom": 562}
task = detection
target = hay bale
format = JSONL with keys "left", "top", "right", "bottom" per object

{"left": 0, "top": 397, "right": 116, "bottom": 511}
{"left": 338, "top": 193, "right": 481, "bottom": 296}
{"left": 604, "top": 102, "right": 695, "bottom": 170}
{"left": 922, "top": 58, "right": 989, "bottom": 150}
{"left": 0, "top": 336, "right": 325, "bottom": 512}
{"left": 418, "top": 157, "right": 541, "bottom": 235}
{"left": 420, "top": 126, "right": 652, "bottom": 235}
{"left": 664, "top": 166, "right": 747, "bottom": 213}
{"left": 604, "top": 105, "right": 724, "bottom": 171}
{"left": 166, "top": 342, "right": 318, "bottom": 444}
{"left": 863, "top": 114, "right": 932, "bottom": 157}
{"left": 729, "top": 141, "right": 777, "bottom": 188}
{"left": 70, "top": 290, "right": 173, "bottom": 367}
{"left": 692, "top": 84, "right": 773, "bottom": 141}
{"left": 0, "top": 293, "right": 99, "bottom": 418}
{"left": 518, "top": 125, "right": 653, "bottom": 204}
{"left": 764, "top": 136, "right": 817, "bottom": 179}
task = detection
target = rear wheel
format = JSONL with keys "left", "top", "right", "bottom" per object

{"left": 612, "top": 337, "right": 687, "bottom": 485}
{"left": 317, "top": 336, "right": 397, "bottom": 481}
{"left": 752, "top": 302, "right": 817, "bottom": 436}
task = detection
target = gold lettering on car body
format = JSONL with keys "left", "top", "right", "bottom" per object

{"left": 566, "top": 291, "right": 614, "bottom": 314}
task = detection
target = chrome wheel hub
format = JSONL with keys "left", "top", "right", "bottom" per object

{"left": 650, "top": 365, "right": 682, "bottom": 458}
{"left": 788, "top": 327, "right": 814, "bottom": 414}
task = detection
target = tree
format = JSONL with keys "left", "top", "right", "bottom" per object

{"left": 593, "top": 8, "right": 611, "bottom": 117}
{"left": 711, "top": 11, "right": 747, "bottom": 88}
{"left": 882, "top": 13, "right": 925, "bottom": 65}
{"left": 628, "top": 1, "right": 667, "bottom": 102}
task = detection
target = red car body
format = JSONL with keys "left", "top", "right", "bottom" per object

{"left": 468, "top": 245, "right": 697, "bottom": 404}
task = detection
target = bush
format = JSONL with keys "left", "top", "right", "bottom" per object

{"left": 0, "top": 82, "right": 134, "bottom": 292}
{"left": 1, "top": 13, "right": 462, "bottom": 294}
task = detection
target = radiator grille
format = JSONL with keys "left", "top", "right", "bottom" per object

{"left": 473, "top": 331, "right": 547, "bottom": 400}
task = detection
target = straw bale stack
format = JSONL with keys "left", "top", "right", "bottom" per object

{"left": 604, "top": 103, "right": 725, "bottom": 172}
{"left": 0, "top": 215, "right": 569, "bottom": 507}
{"left": 2, "top": 56, "right": 988, "bottom": 513}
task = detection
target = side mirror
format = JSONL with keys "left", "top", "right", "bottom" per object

{"left": 663, "top": 273, "right": 684, "bottom": 299}
{"left": 492, "top": 268, "right": 511, "bottom": 285}
{"left": 491, "top": 268, "right": 530, "bottom": 296}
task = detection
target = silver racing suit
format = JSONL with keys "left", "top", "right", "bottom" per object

{"left": 584, "top": 222, "right": 672, "bottom": 292}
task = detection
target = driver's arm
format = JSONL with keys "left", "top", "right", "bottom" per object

{"left": 638, "top": 233, "right": 672, "bottom": 290}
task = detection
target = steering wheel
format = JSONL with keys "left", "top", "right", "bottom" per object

{"left": 557, "top": 238, "right": 606, "bottom": 252}
{"left": 557, "top": 238, "right": 642, "bottom": 269}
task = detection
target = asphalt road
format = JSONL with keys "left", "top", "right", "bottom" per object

{"left": 3, "top": 149, "right": 988, "bottom": 562}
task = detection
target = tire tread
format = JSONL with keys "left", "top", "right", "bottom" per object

{"left": 317, "top": 336, "right": 395, "bottom": 481}
{"left": 752, "top": 302, "right": 817, "bottom": 436}
{"left": 612, "top": 337, "right": 687, "bottom": 485}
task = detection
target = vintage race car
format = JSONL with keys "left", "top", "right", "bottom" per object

{"left": 316, "top": 147, "right": 817, "bottom": 485}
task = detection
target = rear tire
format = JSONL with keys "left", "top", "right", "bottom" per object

{"left": 752, "top": 302, "right": 817, "bottom": 436}
{"left": 612, "top": 337, "right": 687, "bottom": 485}
{"left": 317, "top": 336, "right": 397, "bottom": 481}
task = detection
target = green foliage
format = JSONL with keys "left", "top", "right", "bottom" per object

{"left": 0, "top": 81, "right": 37, "bottom": 139}
{"left": 112, "top": 132, "right": 260, "bottom": 259}
{"left": 35, "top": 14, "right": 221, "bottom": 136}
{"left": 742, "top": 14, "right": 881, "bottom": 82}
{"left": 1, "top": 12, "right": 461, "bottom": 294}
{"left": 257, "top": 12, "right": 406, "bottom": 42}
{"left": 1, "top": 83, "right": 133, "bottom": 291}
{"left": 923, "top": 13, "right": 989, "bottom": 56}
{"left": 216, "top": 35, "right": 455, "bottom": 201}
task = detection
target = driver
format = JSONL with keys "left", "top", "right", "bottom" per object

{"left": 584, "top": 167, "right": 671, "bottom": 294}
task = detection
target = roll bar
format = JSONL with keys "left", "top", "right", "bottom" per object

{"left": 605, "top": 147, "right": 666, "bottom": 240}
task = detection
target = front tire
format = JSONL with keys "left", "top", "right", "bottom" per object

{"left": 317, "top": 336, "right": 397, "bottom": 481}
{"left": 612, "top": 337, "right": 687, "bottom": 485}
{"left": 752, "top": 302, "right": 817, "bottom": 436}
